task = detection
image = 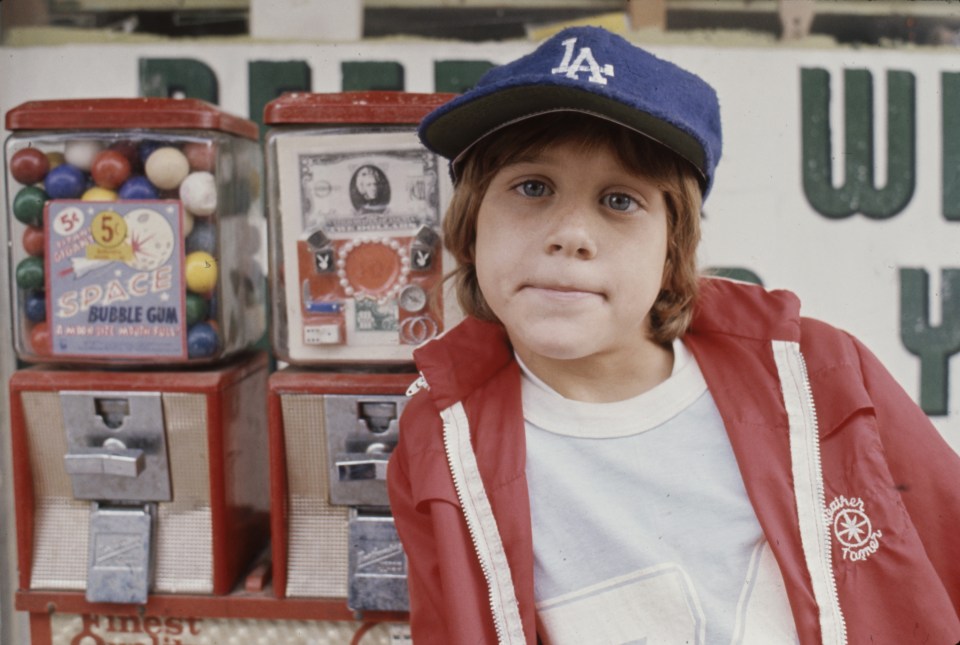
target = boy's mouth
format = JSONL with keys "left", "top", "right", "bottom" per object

{"left": 521, "top": 284, "right": 604, "bottom": 301}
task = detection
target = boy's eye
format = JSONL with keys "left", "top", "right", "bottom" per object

{"left": 602, "top": 193, "right": 639, "bottom": 212}
{"left": 515, "top": 180, "right": 551, "bottom": 198}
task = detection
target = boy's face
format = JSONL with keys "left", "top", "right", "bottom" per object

{"left": 475, "top": 137, "right": 669, "bottom": 370}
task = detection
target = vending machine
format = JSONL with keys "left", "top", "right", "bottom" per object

{"left": 3, "top": 98, "right": 282, "bottom": 643}
{"left": 4, "top": 92, "right": 448, "bottom": 643}
{"left": 263, "top": 91, "right": 456, "bottom": 620}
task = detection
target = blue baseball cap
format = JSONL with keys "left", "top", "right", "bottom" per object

{"left": 419, "top": 26, "right": 722, "bottom": 198}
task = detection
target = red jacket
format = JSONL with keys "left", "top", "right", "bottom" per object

{"left": 387, "top": 278, "right": 960, "bottom": 644}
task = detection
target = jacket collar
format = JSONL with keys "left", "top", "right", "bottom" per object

{"left": 690, "top": 277, "right": 802, "bottom": 343}
{"left": 413, "top": 317, "right": 515, "bottom": 411}
{"left": 413, "top": 276, "right": 803, "bottom": 406}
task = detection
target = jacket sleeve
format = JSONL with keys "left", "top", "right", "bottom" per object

{"left": 387, "top": 432, "right": 452, "bottom": 643}
{"left": 854, "top": 334, "right": 960, "bottom": 613}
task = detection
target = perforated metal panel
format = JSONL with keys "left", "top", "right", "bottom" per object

{"left": 30, "top": 498, "right": 89, "bottom": 590}
{"left": 22, "top": 391, "right": 88, "bottom": 590}
{"left": 281, "top": 393, "right": 350, "bottom": 598}
{"left": 155, "top": 393, "right": 213, "bottom": 594}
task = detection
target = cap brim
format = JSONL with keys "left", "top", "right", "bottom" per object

{"left": 420, "top": 84, "right": 707, "bottom": 185}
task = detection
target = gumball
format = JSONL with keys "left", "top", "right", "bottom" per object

{"left": 185, "top": 220, "right": 217, "bottom": 254}
{"left": 82, "top": 186, "right": 118, "bottom": 202}
{"left": 184, "top": 141, "right": 216, "bottom": 172}
{"left": 187, "top": 321, "right": 219, "bottom": 358}
{"left": 28, "top": 321, "right": 52, "bottom": 356}
{"left": 138, "top": 140, "right": 163, "bottom": 164}
{"left": 22, "top": 226, "right": 45, "bottom": 257}
{"left": 13, "top": 186, "right": 47, "bottom": 227}
{"left": 10, "top": 148, "right": 50, "bottom": 185}
{"left": 185, "top": 251, "right": 218, "bottom": 294}
{"left": 183, "top": 210, "right": 195, "bottom": 237}
{"left": 118, "top": 175, "right": 159, "bottom": 200}
{"left": 108, "top": 140, "right": 141, "bottom": 170}
{"left": 24, "top": 291, "right": 46, "bottom": 323}
{"left": 179, "top": 171, "right": 217, "bottom": 216}
{"left": 46, "top": 151, "right": 65, "bottom": 169}
{"left": 185, "top": 292, "right": 209, "bottom": 326}
{"left": 91, "top": 149, "right": 132, "bottom": 189}
{"left": 144, "top": 147, "right": 189, "bottom": 190}
{"left": 45, "top": 164, "right": 87, "bottom": 199}
{"left": 15, "top": 256, "right": 44, "bottom": 290}
{"left": 64, "top": 140, "right": 103, "bottom": 171}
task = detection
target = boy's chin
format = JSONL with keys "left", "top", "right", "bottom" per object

{"left": 507, "top": 317, "right": 657, "bottom": 366}
{"left": 510, "top": 331, "right": 609, "bottom": 364}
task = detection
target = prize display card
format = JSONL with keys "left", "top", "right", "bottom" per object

{"left": 276, "top": 130, "right": 454, "bottom": 363}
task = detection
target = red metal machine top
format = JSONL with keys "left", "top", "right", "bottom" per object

{"left": 263, "top": 91, "right": 457, "bottom": 126}
{"left": 5, "top": 98, "right": 260, "bottom": 141}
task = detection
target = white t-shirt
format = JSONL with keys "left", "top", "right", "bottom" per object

{"left": 519, "top": 340, "right": 798, "bottom": 645}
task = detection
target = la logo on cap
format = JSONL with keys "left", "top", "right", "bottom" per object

{"left": 551, "top": 37, "right": 615, "bottom": 85}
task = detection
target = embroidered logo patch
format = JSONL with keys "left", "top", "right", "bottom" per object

{"left": 826, "top": 495, "right": 882, "bottom": 562}
{"left": 551, "top": 37, "right": 615, "bottom": 85}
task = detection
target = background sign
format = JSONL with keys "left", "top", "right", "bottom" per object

{"left": 2, "top": 38, "right": 959, "bottom": 451}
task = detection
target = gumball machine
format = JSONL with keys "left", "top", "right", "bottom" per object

{"left": 4, "top": 99, "right": 272, "bottom": 625}
{"left": 4, "top": 98, "right": 267, "bottom": 365}
{"left": 263, "top": 92, "right": 457, "bottom": 621}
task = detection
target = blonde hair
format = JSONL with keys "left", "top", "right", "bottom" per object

{"left": 442, "top": 112, "right": 703, "bottom": 344}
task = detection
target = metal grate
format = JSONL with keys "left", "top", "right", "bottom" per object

{"left": 282, "top": 394, "right": 350, "bottom": 598}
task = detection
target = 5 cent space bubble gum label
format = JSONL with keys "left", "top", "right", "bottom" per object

{"left": 46, "top": 200, "right": 187, "bottom": 359}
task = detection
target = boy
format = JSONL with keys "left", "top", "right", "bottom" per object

{"left": 386, "top": 26, "right": 960, "bottom": 644}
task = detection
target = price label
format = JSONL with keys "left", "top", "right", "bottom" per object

{"left": 91, "top": 210, "right": 127, "bottom": 249}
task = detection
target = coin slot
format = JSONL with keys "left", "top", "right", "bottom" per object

{"left": 358, "top": 401, "right": 397, "bottom": 435}
{"left": 94, "top": 397, "right": 130, "bottom": 430}
{"left": 327, "top": 394, "right": 405, "bottom": 507}
{"left": 339, "top": 462, "right": 380, "bottom": 482}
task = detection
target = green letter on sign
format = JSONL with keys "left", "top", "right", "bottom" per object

{"left": 139, "top": 59, "right": 218, "bottom": 103}
{"left": 434, "top": 61, "right": 494, "bottom": 93}
{"left": 900, "top": 268, "right": 960, "bottom": 415}
{"left": 341, "top": 62, "right": 405, "bottom": 91}
{"left": 802, "top": 68, "right": 915, "bottom": 219}
{"left": 944, "top": 72, "right": 960, "bottom": 220}
{"left": 249, "top": 61, "right": 312, "bottom": 137}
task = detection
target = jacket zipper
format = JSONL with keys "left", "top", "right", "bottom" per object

{"left": 408, "top": 372, "right": 521, "bottom": 639}
{"left": 772, "top": 340, "right": 847, "bottom": 645}
{"left": 440, "top": 402, "right": 526, "bottom": 644}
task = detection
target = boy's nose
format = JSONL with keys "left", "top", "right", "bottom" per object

{"left": 544, "top": 203, "right": 598, "bottom": 259}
